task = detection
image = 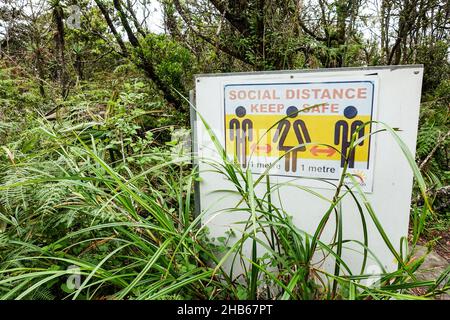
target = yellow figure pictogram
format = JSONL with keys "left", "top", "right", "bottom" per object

{"left": 334, "top": 106, "right": 365, "bottom": 168}
{"left": 272, "top": 106, "right": 311, "bottom": 172}
{"left": 229, "top": 106, "right": 253, "bottom": 168}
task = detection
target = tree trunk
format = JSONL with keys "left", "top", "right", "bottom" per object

{"left": 52, "top": 2, "right": 67, "bottom": 97}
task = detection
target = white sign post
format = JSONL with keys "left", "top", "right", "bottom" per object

{"left": 193, "top": 66, "right": 423, "bottom": 278}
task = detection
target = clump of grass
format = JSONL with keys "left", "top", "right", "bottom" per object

{"left": 0, "top": 110, "right": 447, "bottom": 300}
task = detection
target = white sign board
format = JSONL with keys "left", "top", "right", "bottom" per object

{"left": 194, "top": 66, "right": 423, "bottom": 276}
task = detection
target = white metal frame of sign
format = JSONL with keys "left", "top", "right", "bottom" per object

{"left": 192, "top": 65, "right": 423, "bottom": 277}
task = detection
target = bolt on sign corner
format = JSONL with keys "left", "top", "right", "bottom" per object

{"left": 224, "top": 79, "right": 378, "bottom": 192}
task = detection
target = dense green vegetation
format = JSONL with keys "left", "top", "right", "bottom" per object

{"left": 0, "top": 0, "right": 448, "bottom": 300}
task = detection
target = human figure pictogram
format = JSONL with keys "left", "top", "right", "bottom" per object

{"left": 229, "top": 106, "right": 253, "bottom": 168}
{"left": 273, "top": 106, "right": 311, "bottom": 172}
{"left": 334, "top": 106, "right": 365, "bottom": 168}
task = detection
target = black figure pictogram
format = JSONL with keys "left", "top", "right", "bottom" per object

{"left": 334, "top": 106, "right": 365, "bottom": 168}
{"left": 273, "top": 106, "right": 311, "bottom": 172}
{"left": 229, "top": 106, "right": 253, "bottom": 168}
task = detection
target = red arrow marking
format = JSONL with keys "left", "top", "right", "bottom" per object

{"left": 258, "top": 144, "right": 272, "bottom": 153}
{"left": 251, "top": 143, "right": 272, "bottom": 154}
{"left": 310, "top": 145, "right": 336, "bottom": 157}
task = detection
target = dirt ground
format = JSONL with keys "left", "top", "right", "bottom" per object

{"left": 408, "top": 227, "right": 449, "bottom": 299}
{"left": 417, "top": 228, "right": 450, "bottom": 262}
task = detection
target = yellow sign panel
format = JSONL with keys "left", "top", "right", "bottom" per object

{"left": 224, "top": 80, "right": 377, "bottom": 191}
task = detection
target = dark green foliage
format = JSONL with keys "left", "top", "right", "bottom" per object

{"left": 417, "top": 41, "right": 450, "bottom": 95}
{"left": 140, "top": 34, "right": 195, "bottom": 105}
{"left": 417, "top": 79, "right": 450, "bottom": 213}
